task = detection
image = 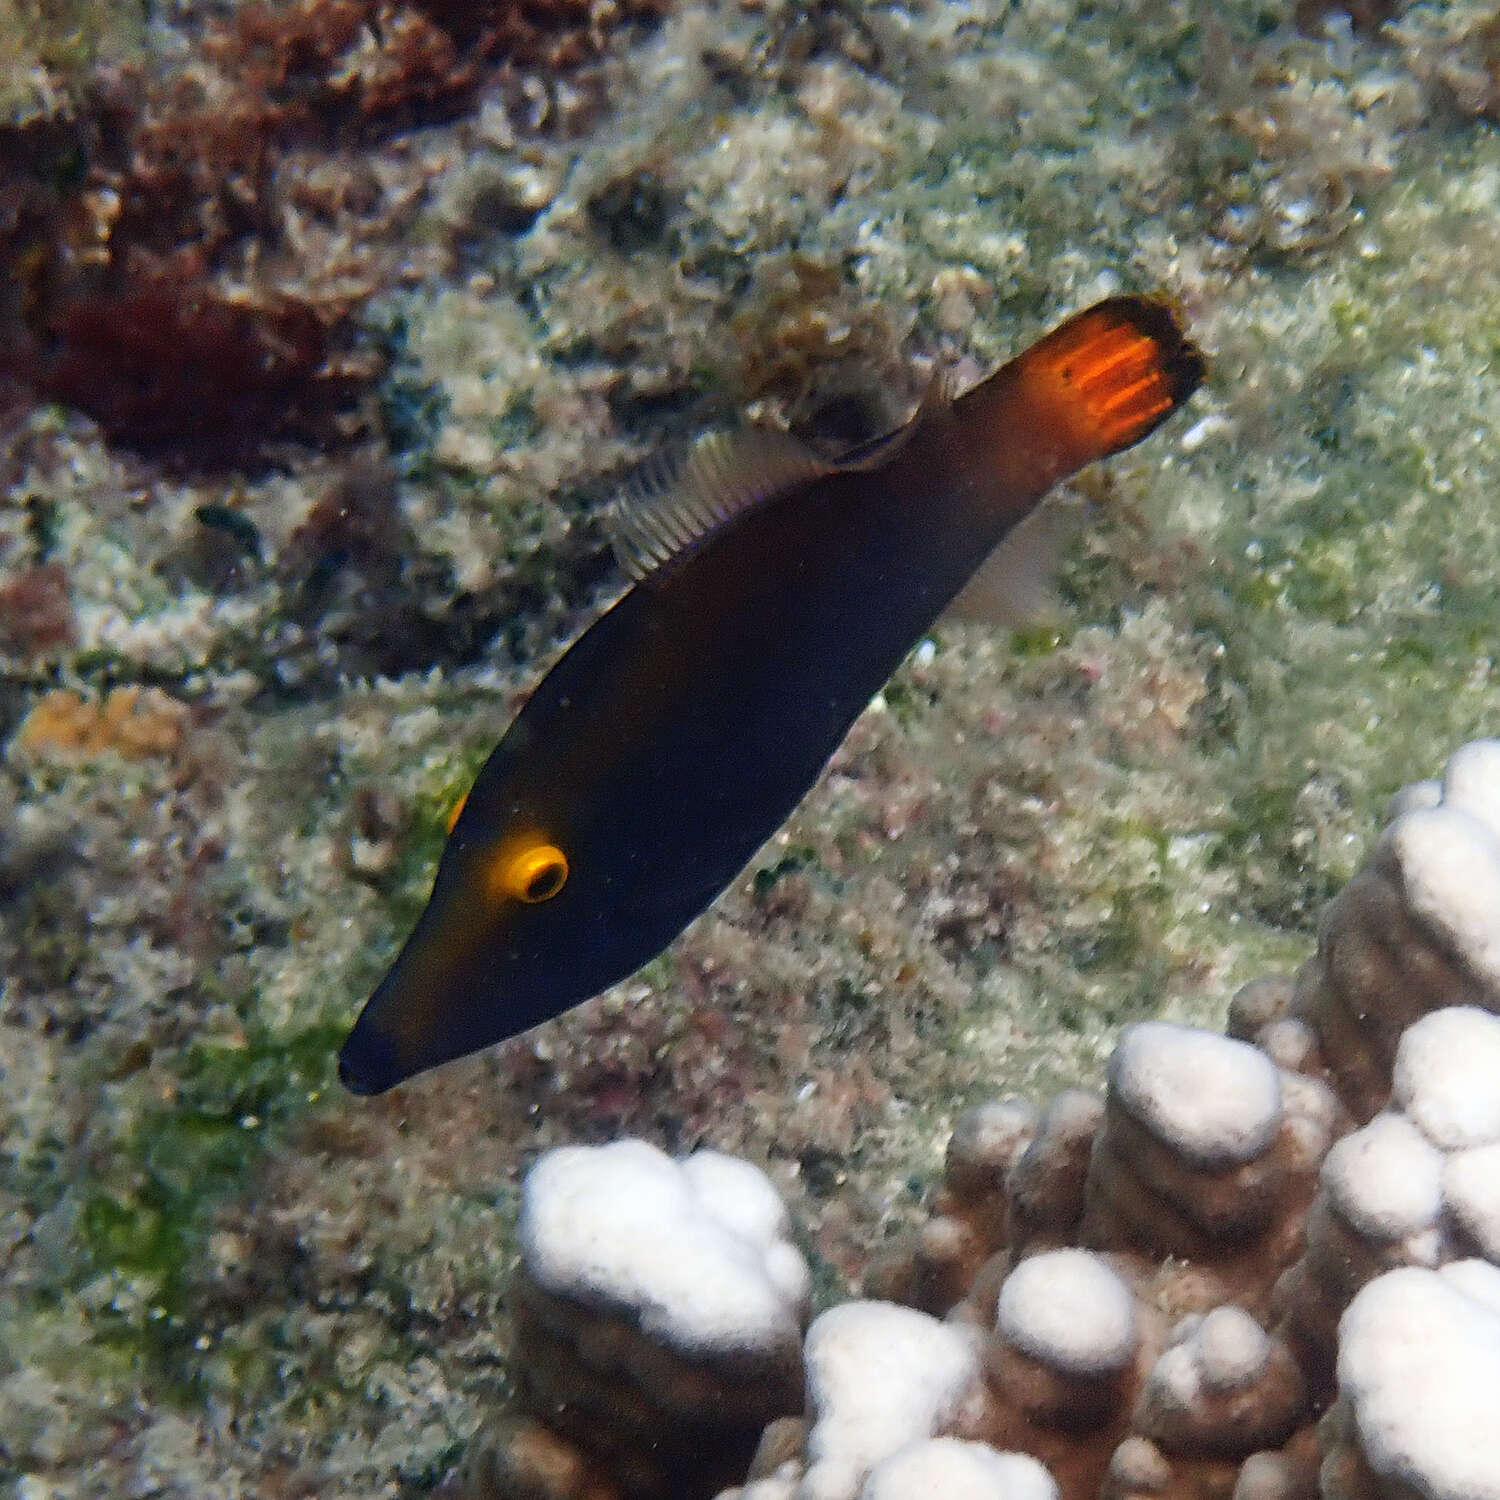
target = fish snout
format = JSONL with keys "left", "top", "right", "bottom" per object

{"left": 336, "top": 1020, "right": 404, "bottom": 1096}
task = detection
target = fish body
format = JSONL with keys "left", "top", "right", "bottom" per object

{"left": 339, "top": 297, "right": 1202, "bottom": 1094}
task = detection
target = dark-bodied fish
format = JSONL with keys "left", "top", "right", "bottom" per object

{"left": 339, "top": 296, "right": 1203, "bottom": 1094}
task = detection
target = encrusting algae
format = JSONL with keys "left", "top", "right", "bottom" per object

{"left": 339, "top": 297, "right": 1203, "bottom": 1094}
{"left": 13, "top": 686, "right": 189, "bottom": 762}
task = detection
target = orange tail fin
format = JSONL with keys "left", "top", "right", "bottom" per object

{"left": 1018, "top": 296, "right": 1204, "bottom": 461}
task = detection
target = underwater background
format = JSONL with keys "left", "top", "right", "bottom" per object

{"left": 2, "top": 0, "right": 1500, "bottom": 1492}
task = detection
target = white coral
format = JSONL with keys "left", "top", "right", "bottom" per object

{"left": 520, "top": 1139, "right": 808, "bottom": 1358}
{"left": 1336, "top": 1264, "right": 1500, "bottom": 1500}
{"left": 801, "top": 1302, "right": 984, "bottom": 1500}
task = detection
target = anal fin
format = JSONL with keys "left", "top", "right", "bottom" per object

{"left": 941, "top": 494, "right": 1079, "bottom": 628}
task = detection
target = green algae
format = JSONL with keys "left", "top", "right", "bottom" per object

{"left": 1009, "top": 622, "right": 1070, "bottom": 658}
{"left": 375, "top": 741, "right": 498, "bottom": 941}
{"left": 0, "top": 1026, "right": 354, "bottom": 1463}
{"left": 64, "top": 1021, "right": 343, "bottom": 1387}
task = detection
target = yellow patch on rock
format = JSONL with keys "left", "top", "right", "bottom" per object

{"left": 14, "top": 686, "right": 188, "bottom": 761}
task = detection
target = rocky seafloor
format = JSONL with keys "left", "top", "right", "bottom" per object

{"left": 4, "top": 0, "right": 1500, "bottom": 1494}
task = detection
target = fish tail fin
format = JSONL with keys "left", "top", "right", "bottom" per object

{"left": 1018, "top": 296, "right": 1204, "bottom": 461}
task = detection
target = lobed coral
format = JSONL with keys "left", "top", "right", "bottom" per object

{"left": 465, "top": 739, "right": 1500, "bottom": 1500}
{"left": 465, "top": 1140, "right": 810, "bottom": 1500}
{"left": 1322, "top": 1261, "right": 1500, "bottom": 1500}
{"left": 1270, "top": 1003, "right": 1500, "bottom": 1402}
{"left": 1285, "top": 737, "right": 1500, "bottom": 1122}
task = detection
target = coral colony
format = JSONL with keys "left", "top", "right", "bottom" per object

{"left": 463, "top": 740, "right": 1500, "bottom": 1500}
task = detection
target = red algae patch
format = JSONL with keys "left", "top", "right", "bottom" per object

{"left": 1, "top": 0, "right": 669, "bottom": 465}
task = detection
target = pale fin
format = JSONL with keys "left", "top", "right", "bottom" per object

{"left": 942, "top": 497, "right": 1079, "bottom": 628}
{"left": 607, "top": 427, "right": 832, "bottom": 583}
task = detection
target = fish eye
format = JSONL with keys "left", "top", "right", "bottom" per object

{"left": 496, "top": 841, "right": 569, "bottom": 903}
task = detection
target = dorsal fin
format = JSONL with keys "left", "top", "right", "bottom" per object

{"left": 607, "top": 427, "right": 833, "bottom": 583}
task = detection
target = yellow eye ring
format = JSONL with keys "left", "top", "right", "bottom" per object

{"left": 498, "top": 842, "right": 569, "bottom": 903}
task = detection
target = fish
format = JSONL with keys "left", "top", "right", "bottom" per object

{"left": 338, "top": 295, "right": 1203, "bottom": 1094}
